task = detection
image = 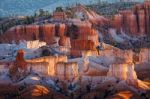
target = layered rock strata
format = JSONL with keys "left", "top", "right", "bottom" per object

{"left": 112, "top": 1, "right": 150, "bottom": 36}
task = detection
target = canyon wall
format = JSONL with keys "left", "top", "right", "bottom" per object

{"left": 27, "top": 55, "right": 67, "bottom": 76}
{"left": 100, "top": 43, "right": 133, "bottom": 63}
{"left": 0, "top": 21, "right": 99, "bottom": 58}
{"left": 27, "top": 62, "right": 49, "bottom": 75}
{"left": 112, "top": 1, "right": 150, "bottom": 36}
{"left": 59, "top": 36, "right": 71, "bottom": 47}
{"left": 107, "top": 62, "right": 138, "bottom": 86}
{"left": 139, "top": 48, "right": 150, "bottom": 63}
{"left": 55, "top": 62, "right": 79, "bottom": 81}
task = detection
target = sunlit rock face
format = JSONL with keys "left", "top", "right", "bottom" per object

{"left": 55, "top": 62, "right": 79, "bottom": 81}
{"left": 20, "top": 85, "right": 69, "bottom": 99}
{"left": 0, "top": 21, "right": 99, "bottom": 46}
{"left": 57, "top": 24, "right": 66, "bottom": 37}
{"left": 107, "top": 62, "right": 138, "bottom": 86}
{"left": 26, "top": 40, "right": 46, "bottom": 49}
{"left": 27, "top": 55, "right": 67, "bottom": 76}
{"left": 0, "top": 24, "right": 56, "bottom": 44}
{"left": 81, "top": 50, "right": 98, "bottom": 57}
{"left": 112, "top": 1, "right": 150, "bottom": 36}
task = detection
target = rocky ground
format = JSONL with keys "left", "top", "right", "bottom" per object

{"left": 0, "top": 74, "right": 149, "bottom": 99}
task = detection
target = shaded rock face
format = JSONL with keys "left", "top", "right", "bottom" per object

{"left": 9, "top": 49, "right": 28, "bottom": 81}
{"left": 71, "top": 40, "right": 96, "bottom": 51}
{"left": 112, "top": 1, "right": 150, "bottom": 36}
{"left": 139, "top": 48, "right": 150, "bottom": 63}
{"left": 15, "top": 50, "right": 27, "bottom": 70}
{"left": 55, "top": 62, "right": 79, "bottom": 81}
{"left": 59, "top": 36, "right": 71, "bottom": 47}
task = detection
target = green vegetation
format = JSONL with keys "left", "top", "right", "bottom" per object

{"left": 0, "top": 9, "right": 51, "bottom": 34}
{"left": 55, "top": 7, "right": 64, "bottom": 12}
{"left": 87, "top": 2, "right": 138, "bottom": 18}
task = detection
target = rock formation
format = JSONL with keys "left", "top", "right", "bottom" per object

{"left": 71, "top": 40, "right": 96, "bottom": 57}
{"left": 9, "top": 49, "right": 28, "bottom": 81}
{"left": 112, "top": 1, "right": 150, "bottom": 36}
{"left": 39, "top": 24, "right": 55, "bottom": 44}
{"left": 59, "top": 36, "right": 71, "bottom": 47}
{"left": 139, "top": 48, "right": 150, "bottom": 63}
{"left": 27, "top": 55, "right": 68, "bottom": 76}
{"left": 107, "top": 62, "right": 138, "bottom": 86}
{"left": 55, "top": 62, "right": 79, "bottom": 81}
{"left": 26, "top": 40, "right": 46, "bottom": 49}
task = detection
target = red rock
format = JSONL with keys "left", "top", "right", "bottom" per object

{"left": 112, "top": 14, "right": 123, "bottom": 31}
{"left": 58, "top": 24, "right": 66, "bottom": 37}
{"left": 9, "top": 49, "right": 27, "bottom": 79}
{"left": 143, "top": 1, "right": 150, "bottom": 35}
{"left": 58, "top": 36, "right": 71, "bottom": 47}
{"left": 70, "top": 49, "right": 82, "bottom": 57}
{"left": 127, "top": 14, "right": 138, "bottom": 35}
{"left": 112, "top": 1, "right": 150, "bottom": 36}
{"left": 53, "top": 12, "right": 67, "bottom": 20}
{"left": 21, "top": 85, "right": 69, "bottom": 99}
{"left": 39, "top": 24, "right": 55, "bottom": 44}
{"left": 71, "top": 39, "right": 96, "bottom": 51}
{"left": 119, "top": 10, "right": 133, "bottom": 33}
{"left": 137, "top": 10, "right": 145, "bottom": 34}
{"left": 15, "top": 49, "right": 27, "bottom": 70}
{"left": 25, "top": 25, "right": 39, "bottom": 40}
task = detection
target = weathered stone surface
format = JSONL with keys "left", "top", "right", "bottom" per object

{"left": 112, "top": 1, "right": 150, "bottom": 36}
{"left": 143, "top": 1, "right": 150, "bottom": 35}
{"left": 20, "top": 85, "right": 69, "bottom": 99}
{"left": 107, "top": 62, "right": 138, "bottom": 86}
{"left": 55, "top": 62, "right": 79, "bottom": 81}
{"left": 139, "top": 48, "right": 150, "bottom": 63}
{"left": 27, "top": 55, "right": 68, "bottom": 76}
{"left": 39, "top": 24, "right": 55, "bottom": 44}
{"left": 27, "top": 62, "right": 49, "bottom": 75}
{"left": 127, "top": 13, "right": 138, "bottom": 34}
{"left": 71, "top": 40, "right": 96, "bottom": 51}
{"left": 59, "top": 36, "right": 71, "bottom": 47}
{"left": 58, "top": 24, "right": 66, "bottom": 37}
{"left": 112, "top": 14, "right": 123, "bottom": 31}
{"left": 137, "top": 10, "right": 146, "bottom": 34}
{"left": 9, "top": 49, "right": 28, "bottom": 81}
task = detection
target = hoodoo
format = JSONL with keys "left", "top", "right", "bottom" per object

{"left": 0, "top": 1, "right": 149, "bottom": 99}
{"left": 112, "top": 1, "right": 150, "bottom": 36}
